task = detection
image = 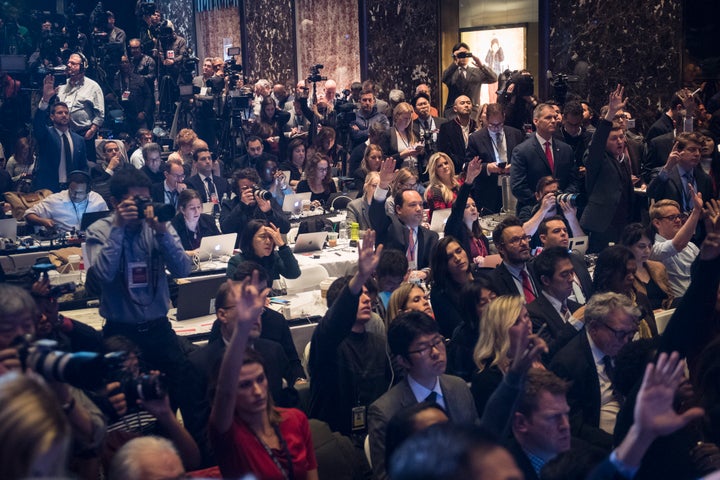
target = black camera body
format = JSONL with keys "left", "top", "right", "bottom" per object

{"left": 455, "top": 51, "right": 473, "bottom": 59}
{"left": 307, "top": 64, "right": 327, "bottom": 84}
{"left": 133, "top": 196, "right": 176, "bottom": 223}
{"left": 31, "top": 259, "right": 77, "bottom": 298}
{"left": 115, "top": 370, "right": 168, "bottom": 405}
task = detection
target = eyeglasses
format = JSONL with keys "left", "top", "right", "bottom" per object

{"left": 658, "top": 213, "right": 685, "bottom": 222}
{"left": 487, "top": 122, "right": 504, "bottom": 129}
{"left": 169, "top": 173, "right": 185, "bottom": 180}
{"left": 503, "top": 234, "right": 532, "bottom": 246}
{"left": 600, "top": 322, "right": 637, "bottom": 341}
{"left": 407, "top": 336, "right": 447, "bottom": 357}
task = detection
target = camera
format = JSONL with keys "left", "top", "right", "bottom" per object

{"left": 133, "top": 196, "right": 176, "bottom": 223}
{"left": 115, "top": 370, "right": 168, "bottom": 405}
{"left": 455, "top": 51, "right": 473, "bottom": 59}
{"left": 307, "top": 64, "right": 327, "bottom": 84}
{"left": 14, "top": 337, "right": 126, "bottom": 390}
{"left": 31, "top": 259, "right": 77, "bottom": 298}
{"left": 252, "top": 186, "right": 273, "bottom": 201}
{"left": 555, "top": 191, "right": 578, "bottom": 208}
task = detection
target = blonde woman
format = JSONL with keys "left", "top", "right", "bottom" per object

{"left": 0, "top": 372, "right": 71, "bottom": 479}
{"left": 470, "top": 295, "right": 542, "bottom": 415}
{"left": 424, "top": 152, "right": 460, "bottom": 217}
{"left": 389, "top": 102, "right": 424, "bottom": 171}
{"left": 385, "top": 282, "right": 434, "bottom": 325}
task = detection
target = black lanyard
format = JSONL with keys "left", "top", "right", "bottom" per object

{"left": 250, "top": 423, "right": 295, "bottom": 480}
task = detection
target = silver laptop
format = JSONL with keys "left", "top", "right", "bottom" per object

{"left": 429, "top": 208, "right": 452, "bottom": 233}
{"left": 202, "top": 202, "right": 215, "bottom": 214}
{"left": 293, "top": 232, "right": 327, "bottom": 253}
{"left": 0, "top": 218, "right": 17, "bottom": 240}
{"left": 197, "top": 233, "right": 237, "bottom": 261}
{"left": 175, "top": 274, "right": 227, "bottom": 320}
{"left": 282, "top": 192, "right": 312, "bottom": 213}
{"left": 569, "top": 236, "right": 589, "bottom": 256}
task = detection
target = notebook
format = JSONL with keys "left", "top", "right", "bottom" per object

{"left": 293, "top": 232, "right": 327, "bottom": 253}
{"left": 197, "top": 233, "right": 237, "bottom": 261}
{"left": 175, "top": 274, "right": 228, "bottom": 320}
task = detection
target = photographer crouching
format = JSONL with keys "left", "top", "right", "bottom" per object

{"left": 0, "top": 283, "right": 106, "bottom": 478}
{"left": 84, "top": 167, "right": 205, "bottom": 462}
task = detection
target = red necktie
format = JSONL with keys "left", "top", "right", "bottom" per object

{"left": 544, "top": 141, "right": 554, "bottom": 172}
{"left": 406, "top": 229, "right": 416, "bottom": 262}
{"left": 521, "top": 270, "right": 536, "bottom": 303}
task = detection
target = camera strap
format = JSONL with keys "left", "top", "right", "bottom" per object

{"left": 250, "top": 423, "right": 295, "bottom": 480}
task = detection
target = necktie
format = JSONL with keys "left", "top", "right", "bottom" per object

{"left": 425, "top": 391, "right": 437, "bottom": 404}
{"left": 683, "top": 172, "right": 695, "bottom": 211}
{"left": 205, "top": 176, "right": 217, "bottom": 202}
{"left": 602, "top": 355, "right": 615, "bottom": 383}
{"left": 460, "top": 67, "right": 467, "bottom": 79}
{"left": 544, "top": 141, "right": 554, "bottom": 172}
{"left": 406, "top": 228, "right": 416, "bottom": 262}
{"left": 169, "top": 190, "right": 178, "bottom": 208}
{"left": 495, "top": 131, "right": 507, "bottom": 162}
{"left": 61, "top": 132, "right": 72, "bottom": 183}
{"left": 520, "top": 269, "right": 536, "bottom": 304}
{"left": 560, "top": 303, "right": 570, "bottom": 322}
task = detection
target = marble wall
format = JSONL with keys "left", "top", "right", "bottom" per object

{"left": 365, "top": 0, "right": 440, "bottom": 103}
{"left": 162, "top": 0, "right": 197, "bottom": 54}
{"left": 296, "top": 0, "right": 361, "bottom": 91}
{"left": 195, "top": 7, "right": 241, "bottom": 60}
{"left": 548, "top": 0, "right": 682, "bottom": 132}
{"left": 242, "top": 0, "right": 296, "bottom": 86}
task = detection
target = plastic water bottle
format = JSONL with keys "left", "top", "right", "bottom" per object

{"left": 338, "top": 220, "right": 348, "bottom": 241}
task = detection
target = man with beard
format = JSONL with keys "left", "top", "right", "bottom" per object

{"left": 491, "top": 215, "right": 538, "bottom": 301}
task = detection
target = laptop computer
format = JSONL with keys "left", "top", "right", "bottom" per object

{"left": 569, "top": 236, "right": 589, "bottom": 256}
{"left": 429, "top": 208, "right": 452, "bottom": 233}
{"left": 80, "top": 210, "right": 110, "bottom": 232}
{"left": 175, "top": 274, "right": 227, "bottom": 320}
{"left": 293, "top": 232, "right": 327, "bottom": 253}
{"left": 282, "top": 192, "right": 312, "bottom": 213}
{"left": 202, "top": 202, "right": 215, "bottom": 214}
{"left": 0, "top": 217, "right": 17, "bottom": 240}
{"left": 197, "top": 233, "right": 237, "bottom": 261}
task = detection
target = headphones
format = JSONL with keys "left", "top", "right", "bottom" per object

{"left": 67, "top": 169, "right": 92, "bottom": 193}
{"left": 72, "top": 52, "right": 88, "bottom": 72}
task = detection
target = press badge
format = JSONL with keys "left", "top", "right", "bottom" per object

{"left": 128, "top": 261, "right": 149, "bottom": 288}
{"left": 121, "top": 90, "right": 131, "bottom": 101}
{"left": 200, "top": 87, "right": 209, "bottom": 96}
{"left": 166, "top": 50, "right": 175, "bottom": 59}
{"left": 351, "top": 406, "right": 366, "bottom": 431}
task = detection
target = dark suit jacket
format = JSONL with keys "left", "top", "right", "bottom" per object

{"left": 489, "top": 262, "right": 539, "bottom": 298}
{"left": 368, "top": 196, "right": 439, "bottom": 271}
{"left": 647, "top": 165, "right": 713, "bottom": 211}
{"left": 642, "top": 131, "right": 675, "bottom": 184}
{"left": 368, "top": 374, "right": 479, "bottom": 480}
{"left": 505, "top": 437, "right": 540, "bottom": 480}
{"left": 437, "top": 118, "right": 478, "bottom": 173}
{"left": 510, "top": 135, "right": 580, "bottom": 213}
{"left": 549, "top": 330, "right": 613, "bottom": 450}
{"left": 580, "top": 120, "right": 635, "bottom": 233}
{"left": 441, "top": 62, "right": 497, "bottom": 112}
{"left": 529, "top": 253, "right": 593, "bottom": 302}
{"left": 526, "top": 293, "right": 581, "bottom": 360}
{"left": 32, "top": 107, "right": 88, "bottom": 192}
{"left": 186, "top": 173, "right": 230, "bottom": 203}
{"left": 150, "top": 181, "right": 176, "bottom": 205}
{"left": 466, "top": 125, "right": 525, "bottom": 213}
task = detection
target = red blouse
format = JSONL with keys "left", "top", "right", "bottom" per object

{"left": 211, "top": 407, "right": 317, "bottom": 480}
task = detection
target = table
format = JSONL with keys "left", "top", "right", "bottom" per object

{"left": 293, "top": 242, "right": 358, "bottom": 278}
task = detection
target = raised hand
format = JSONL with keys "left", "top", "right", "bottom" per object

{"left": 42, "top": 74, "right": 58, "bottom": 102}
{"left": 378, "top": 157, "right": 397, "bottom": 189}
{"left": 634, "top": 352, "right": 704, "bottom": 437}
{"left": 605, "top": 84, "right": 628, "bottom": 120}
{"left": 227, "top": 273, "right": 270, "bottom": 332}
{"left": 465, "top": 156, "right": 482, "bottom": 184}
{"left": 703, "top": 198, "right": 720, "bottom": 234}
{"left": 357, "top": 229, "right": 382, "bottom": 280}
{"left": 508, "top": 327, "right": 548, "bottom": 375}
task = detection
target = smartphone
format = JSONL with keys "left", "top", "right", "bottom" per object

{"left": 497, "top": 162, "right": 507, "bottom": 169}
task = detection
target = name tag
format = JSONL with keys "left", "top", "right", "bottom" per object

{"left": 128, "top": 261, "right": 149, "bottom": 289}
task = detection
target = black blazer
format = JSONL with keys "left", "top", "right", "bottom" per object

{"left": 642, "top": 131, "right": 675, "bottom": 184}
{"left": 526, "top": 293, "right": 581, "bottom": 360}
{"left": 368, "top": 196, "right": 438, "bottom": 271}
{"left": 186, "top": 173, "right": 230, "bottom": 203}
{"left": 466, "top": 125, "right": 526, "bottom": 213}
{"left": 510, "top": 135, "right": 580, "bottom": 213}
{"left": 647, "top": 165, "right": 713, "bottom": 211}
{"left": 170, "top": 213, "right": 220, "bottom": 250}
{"left": 549, "top": 331, "right": 614, "bottom": 450}
{"left": 31, "top": 107, "right": 88, "bottom": 192}
{"left": 529, "top": 252, "right": 593, "bottom": 303}
{"left": 437, "top": 118, "right": 478, "bottom": 173}
{"left": 489, "top": 262, "right": 540, "bottom": 299}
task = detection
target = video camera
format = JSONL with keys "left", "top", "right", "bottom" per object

{"left": 133, "top": 195, "right": 176, "bottom": 223}
{"left": 497, "top": 70, "right": 535, "bottom": 104}
{"left": 307, "top": 64, "right": 327, "bottom": 84}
